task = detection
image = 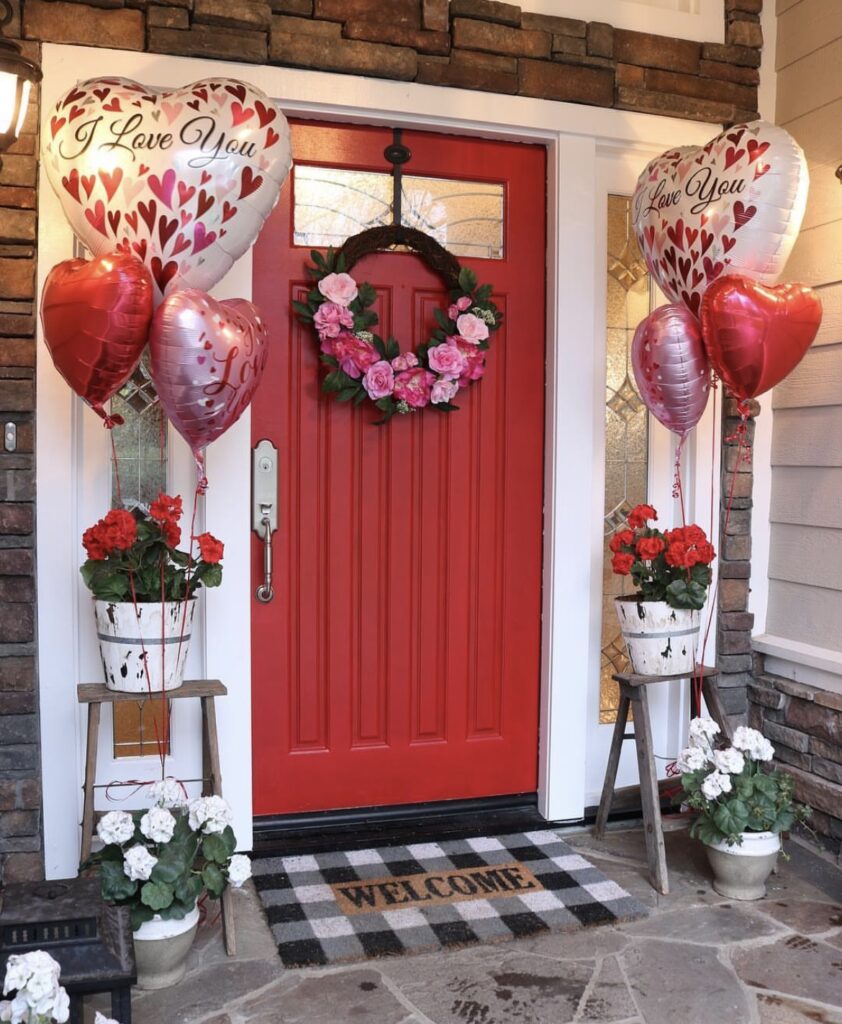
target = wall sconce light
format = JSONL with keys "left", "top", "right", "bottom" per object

{"left": 836, "top": 164, "right": 842, "bottom": 185}
{"left": 0, "top": 0, "right": 41, "bottom": 163}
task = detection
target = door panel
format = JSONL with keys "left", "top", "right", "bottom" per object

{"left": 252, "top": 122, "right": 546, "bottom": 816}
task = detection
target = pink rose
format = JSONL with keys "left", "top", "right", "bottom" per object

{"left": 456, "top": 313, "right": 489, "bottom": 344}
{"left": 431, "top": 378, "right": 459, "bottom": 405}
{"left": 362, "top": 360, "right": 395, "bottom": 400}
{"left": 314, "top": 301, "right": 354, "bottom": 339}
{"left": 447, "top": 304, "right": 460, "bottom": 321}
{"left": 454, "top": 338, "right": 486, "bottom": 386}
{"left": 391, "top": 352, "right": 419, "bottom": 372}
{"left": 318, "top": 272, "right": 358, "bottom": 307}
{"left": 456, "top": 295, "right": 472, "bottom": 311}
{"left": 427, "top": 342, "right": 467, "bottom": 380}
{"left": 332, "top": 331, "right": 379, "bottom": 379}
{"left": 394, "top": 367, "right": 435, "bottom": 409}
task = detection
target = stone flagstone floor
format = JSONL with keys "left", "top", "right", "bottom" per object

{"left": 87, "top": 824, "right": 842, "bottom": 1024}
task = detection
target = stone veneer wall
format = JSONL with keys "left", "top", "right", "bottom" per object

{"left": 0, "top": 0, "right": 765, "bottom": 881}
{"left": 748, "top": 674, "right": 842, "bottom": 858}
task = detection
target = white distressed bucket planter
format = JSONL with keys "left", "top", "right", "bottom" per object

{"left": 614, "top": 597, "right": 700, "bottom": 676}
{"left": 94, "top": 599, "right": 195, "bottom": 693}
{"left": 133, "top": 906, "right": 200, "bottom": 989}
{"left": 704, "top": 830, "right": 780, "bottom": 900}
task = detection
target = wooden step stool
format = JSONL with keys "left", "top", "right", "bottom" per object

{"left": 594, "top": 666, "right": 732, "bottom": 895}
{"left": 77, "top": 679, "right": 236, "bottom": 955}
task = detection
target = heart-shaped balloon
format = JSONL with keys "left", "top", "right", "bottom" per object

{"left": 42, "top": 77, "right": 292, "bottom": 304}
{"left": 700, "top": 275, "right": 822, "bottom": 402}
{"left": 632, "top": 120, "right": 808, "bottom": 319}
{"left": 148, "top": 289, "right": 269, "bottom": 489}
{"left": 40, "top": 252, "right": 153, "bottom": 424}
{"left": 632, "top": 304, "right": 710, "bottom": 438}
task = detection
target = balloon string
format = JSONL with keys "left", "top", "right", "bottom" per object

{"left": 110, "top": 429, "right": 122, "bottom": 509}
{"left": 195, "top": 450, "right": 208, "bottom": 496}
{"left": 672, "top": 434, "right": 687, "bottom": 526}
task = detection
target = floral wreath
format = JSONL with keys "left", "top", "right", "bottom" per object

{"left": 294, "top": 226, "right": 501, "bottom": 423}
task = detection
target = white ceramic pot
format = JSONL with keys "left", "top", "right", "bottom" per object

{"left": 133, "top": 906, "right": 200, "bottom": 989}
{"left": 704, "top": 830, "right": 781, "bottom": 900}
{"left": 95, "top": 599, "right": 195, "bottom": 692}
{"left": 614, "top": 597, "right": 700, "bottom": 676}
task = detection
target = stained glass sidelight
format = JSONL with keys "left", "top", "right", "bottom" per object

{"left": 293, "top": 165, "right": 505, "bottom": 259}
{"left": 600, "top": 196, "right": 655, "bottom": 724}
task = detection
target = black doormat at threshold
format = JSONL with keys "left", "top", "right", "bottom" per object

{"left": 251, "top": 830, "right": 648, "bottom": 967}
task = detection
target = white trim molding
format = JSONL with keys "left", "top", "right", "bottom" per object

{"left": 753, "top": 634, "right": 842, "bottom": 696}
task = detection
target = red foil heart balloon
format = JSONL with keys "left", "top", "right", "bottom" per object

{"left": 701, "top": 275, "right": 822, "bottom": 402}
{"left": 40, "top": 252, "right": 153, "bottom": 424}
{"left": 148, "top": 289, "right": 269, "bottom": 489}
{"left": 632, "top": 304, "right": 711, "bottom": 439}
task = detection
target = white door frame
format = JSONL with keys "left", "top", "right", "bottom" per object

{"left": 36, "top": 43, "right": 713, "bottom": 878}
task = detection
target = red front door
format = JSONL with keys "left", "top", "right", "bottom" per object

{"left": 251, "top": 122, "right": 546, "bottom": 816}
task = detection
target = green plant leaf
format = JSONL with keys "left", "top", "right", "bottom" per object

{"left": 140, "top": 880, "right": 174, "bottom": 911}
{"left": 202, "top": 862, "right": 225, "bottom": 898}
{"left": 100, "top": 859, "right": 138, "bottom": 902}
{"left": 131, "top": 904, "right": 155, "bottom": 930}
{"left": 458, "top": 266, "right": 477, "bottom": 293}
{"left": 203, "top": 833, "right": 232, "bottom": 864}
{"left": 174, "top": 873, "right": 204, "bottom": 908}
{"left": 357, "top": 283, "right": 377, "bottom": 308}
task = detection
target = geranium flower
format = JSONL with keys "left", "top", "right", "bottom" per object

{"left": 611, "top": 552, "right": 634, "bottom": 575}
{"left": 198, "top": 532, "right": 224, "bottom": 564}
{"left": 636, "top": 536, "right": 665, "bottom": 561}
{"left": 149, "top": 493, "right": 182, "bottom": 525}
{"left": 609, "top": 529, "right": 634, "bottom": 553}
{"left": 123, "top": 844, "right": 157, "bottom": 881}
{"left": 96, "top": 810, "right": 135, "bottom": 846}
{"left": 227, "top": 854, "right": 252, "bottom": 888}
{"left": 140, "top": 806, "right": 176, "bottom": 844}
{"left": 627, "top": 504, "right": 657, "bottom": 529}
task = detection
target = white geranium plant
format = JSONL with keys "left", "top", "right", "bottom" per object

{"left": 678, "top": 720, "right": 810, "bottom": 847}
{"left": 88, "top": 780, "right": 252, "bottom": 930}
{"left": 1, "top": 950, "right": 70, "bottom": 1024}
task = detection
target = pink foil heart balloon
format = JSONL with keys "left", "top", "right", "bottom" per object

{"left": 700, "top": 275, "right": 822, "bottom": 403}
{"left": 632, "top": 304, "right": 711, "bottom": 438}
{"left": 632, "top": 120, "right": 808, "bottom": 319}
{"left": 148, "top": 289, "right": 269, "bottom": 488}
{"left": 42, "top": 77, "right": 292, "bottom": 305}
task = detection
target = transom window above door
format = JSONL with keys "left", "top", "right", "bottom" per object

{"left": 292, "top": 164, "right": 505, "bottom": 260}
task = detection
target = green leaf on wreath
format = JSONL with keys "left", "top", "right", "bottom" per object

{"left": 373, "top": 335, "right": 388, "bottom": 359}
{"left": 458, "top": 267, "right": 477, "bottom": 293}
{"left": 292, "top": 300, "right": 314, "bottom": 321}
{"left": 141, "top": 880, "right": 174, "bottom": 911}
{"left": 353, "top": 390, "right": 367, "bottom": 406}
{"left": 336, "top": 387, "right": 360, "bottom": 403}
{"left": 436, "top": 402, "right": 459, "bottom": 412}
{"left": 475, "top": 283, "right": 493, "bottom": 302}
{"left": 320, "top": 354, "right": 339, "bottom": 368}
{"left": 311, "top": 249, "right": 327, "bottom": 269}
{"left": 357, "top": 283, "right": 377, "bottom": 308}
{"left": 336, "top": 252, "right": 346, "bottom": 273}
{"left": 433, "top": 307, "right": 451, "bottom": 332}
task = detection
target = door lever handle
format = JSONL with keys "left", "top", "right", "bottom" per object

{"left": 256, "top": 507, "right": 274, "bottom": 603}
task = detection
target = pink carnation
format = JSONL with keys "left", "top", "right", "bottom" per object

{"left": 318, "top": 272, "right": 358, "bottom": 307}
{"left": 391, "top": 352, "right": 419, "bottom": 372}
{"left": 362, "top": 360, "right": 395, "bottom": 400}
{"left": 454, "top": 337, "right": 486, "bottom": 386}
{"left": 431, "top": 378, "right": 459, "bottom": 405}
{"left": 456, "top": 312, "right": 489, "bottom": 344}
{"left": 331, "top": 331, "right": 379, "bottom": 379}
{"left": 427, "top": 343, "right": 467, "bottom": 380}
{"left": 393, "top": 367, "right": 435, "bottom": 409}
{"left": 314, "top": 302, "right": 354, "bottom": 339}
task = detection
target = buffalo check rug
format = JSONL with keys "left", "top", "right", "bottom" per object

{"left": 252, "top": 831, "right": 648, "bottom": 967}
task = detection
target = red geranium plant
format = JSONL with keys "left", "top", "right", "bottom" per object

{"left": 80, "top": 493, "right": 224, "bottom": 603}
{"left": 610, "top": 503, "right": 715, "bottom": 611}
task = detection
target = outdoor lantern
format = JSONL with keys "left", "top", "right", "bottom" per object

{"left": 0, "top": 0, "right": 41, "bottom": 159}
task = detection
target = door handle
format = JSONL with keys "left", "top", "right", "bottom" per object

{"left": 252, "top": 440, "right": 279, "bottom": 604}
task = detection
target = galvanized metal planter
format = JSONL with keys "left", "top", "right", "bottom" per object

{"left": 614, "top": 597, "right": 700, "bottom": 676}
{"left": 94, "top": 598, "right": 196, "bottom": 692}
{"left": 704, "top": 830, "right": 781, "bottom": 900}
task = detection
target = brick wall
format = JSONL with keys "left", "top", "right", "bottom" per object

{"left": 0, "top": 0, "right": 765, "bottom": 878}
{"left": 748, "top": 675, "right": 842, "bottom": 858}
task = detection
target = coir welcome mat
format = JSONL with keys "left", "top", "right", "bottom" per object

{"left": 252, "top": 830, "right": 647, "bottom": 967}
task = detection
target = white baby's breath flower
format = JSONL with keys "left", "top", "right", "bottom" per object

{"left": 123, "top": 844, "right": 157, "bottom": 882}
{"left": 148, "top": 777, "right": 187, "bottom": 809}
{"left": 713, "top": 747, "right": 746, "bottom": 775}
{"left": 140, "top": 807, "right": 176, "bottom": 844}
{"left": 96, "top": 810, "right": 135, "bottom": 847}
{"left": 356, "top": 331, "right": 374, "bottom": 343}
{"left": 701, "top": 770, "right": 733, "bottom": 801}
{"left": 187, "top": 795, "right": 233, "bottom": 835}
{"left": 227, "top": 854, "right": 252, "bottom": 889}
{"left": 688, "top": 716, "right": 720, "bottom": 750}
{"left": 676, "top": 745, "right": 708, "bottom": 773}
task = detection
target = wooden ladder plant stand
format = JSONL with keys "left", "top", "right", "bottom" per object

{"left": 77, "top": 679, "right": 236, "bottom": 955}
{"left": 594, "top": 666, "right": 732, "bottom": 896}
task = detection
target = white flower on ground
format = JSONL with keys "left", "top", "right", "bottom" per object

{"left": 701, "top": 770, "right": 733, "bottom": 801}
{"left": 676, "top": 745, "right": 708, "bottom": 773}
{"left": 712, "top": 747, "right": 746, "bottom": 775}
{"left": 139, "top": 807, "right": 176, "bottom": 844}
{"left": 1, "top": 951, "right": 69, "bottom": 1023}
{"left": 94, "top": 1012, "right": 121, "bottom": 1024}
{"left": 188, "top": 795, "right": 233, "bottom": 835}
{"left": 148, "top": 777, "right": 187, "bottom": 809}
{"left": 96, "top": 810, "right": 135, "bottom": 847}
{"left": 227, "top": 854, "right": 252, "bottom": 889}
{"left": 732, "top": 725, "right": 775, "bottom": 762}
{"left": 688, "top": 717, "right": 720, "bottom": 750}
{"left": 123, "top": 844, "right": 157, "bottom": 882}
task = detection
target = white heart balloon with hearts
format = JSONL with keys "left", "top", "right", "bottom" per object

{"left": 631, "top": 120, "right": 808, "bottom": 319}
{"left": 42, "top": 76, "right": 292, "bottom": 304}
